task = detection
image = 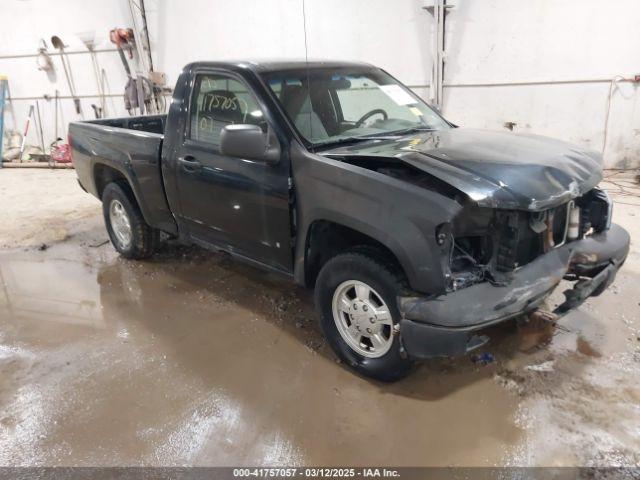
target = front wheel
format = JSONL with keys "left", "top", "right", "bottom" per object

{"left": 314, "top": 252, "right": 412, "bottom": 381}
{"left": 102, "top": 182, "right": 158, "bottom": 259}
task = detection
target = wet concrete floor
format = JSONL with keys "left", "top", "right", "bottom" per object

{"left": 0, "top": 170, "right": 639, "bottom": 466}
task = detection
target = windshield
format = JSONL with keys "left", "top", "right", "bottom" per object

{"left": 262, "top": 67, "right": 450, "bottom": 147}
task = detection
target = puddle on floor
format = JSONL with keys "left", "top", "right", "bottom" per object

{"left": 0, "top": 219, "right": 638, "bottom": 466}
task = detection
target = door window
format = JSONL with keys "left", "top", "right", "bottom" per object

{"left": 189, "top": 74, "right": 266, "bottom": 145}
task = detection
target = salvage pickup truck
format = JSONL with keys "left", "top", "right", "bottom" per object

{"left": 71, "top": 60, "right": 630, "bottom": 381}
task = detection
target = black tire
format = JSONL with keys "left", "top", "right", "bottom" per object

{"left": 314, "top": 251, "right": 412, "bottom": 382}
{"left": 102, "top": 182, "right": 158, "bottom": 259}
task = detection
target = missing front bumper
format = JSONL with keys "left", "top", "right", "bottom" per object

{"left": 398, "top": 223, "right": 630, "bottom": 359}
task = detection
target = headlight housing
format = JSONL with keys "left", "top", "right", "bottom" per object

{"left": 578, "top": 188, "right": 613, "bottom": 235}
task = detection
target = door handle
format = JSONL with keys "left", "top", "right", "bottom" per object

{"left": 178, "top": 155, "right": 201, "bottom": 172}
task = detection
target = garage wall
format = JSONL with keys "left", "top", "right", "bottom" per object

{"left": 1, "top": 0, "right": 638, "bottom": 168}
{"left": 443, "top": 0, "right": 640, "bottom": 168}
{"left": 148, "top": 0, "right": 432, "bottom": 94}
{"left": 0, "top": 0, "right": 136, "bottom": 149}
{"left": 0, "top": 0, "right": 434, "bottom": 150}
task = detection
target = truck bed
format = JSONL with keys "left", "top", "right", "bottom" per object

{"left": 88, "top": 114, "right": 167, "bottom": 135}
{"left": 69, "top": 114, "right": 177, "bottom": 234}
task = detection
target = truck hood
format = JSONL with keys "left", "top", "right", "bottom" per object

{"left": 322, "top": 128, "right": 603, "bottom": 211}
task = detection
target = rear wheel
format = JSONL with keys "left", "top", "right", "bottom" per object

{"left": 315, "top": 251, "right": 412, "bottom": 381}
{"left": 102, "top": 182, "right": 158, "bottom": 259}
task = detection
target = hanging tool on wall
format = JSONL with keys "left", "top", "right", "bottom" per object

{"left": 109, "top": 28, "right": 134, "bottom": 76}
{"left": 110, "top": 28, "right": 141, "bottom": 115}
{"left": 123, "top": 76, "right": 153, "bottom": 115}
{"left": 148, "top": 70, "right": 167, "bottom": 112}
{"left": 35, "top": 101, "right": 46, "bottom": 155}
{"left": 78, "top": 31, "right": 107, "bottom": 118}
{"left": 127, "top": 0, "right": 164, "bottom": 114}
{"left": 36, "top": 39, "right": 57, "bottom": 86}
{"left": 54, "top": 89, "right": 60, "bottom": 140}
{"left": 36, "top": 38, "right": 54, "bottom": 72}
{"left": 109, "top": 27, "right": 155, "bottom": 115}
{"left": 19, "top": 105, "right": 35, "bottom": 162}
{"left": 51, "top": 35, "right": 84, "bottom": 118}
{"left": 100, "top": 69, "right": 117, "bottom": 117}
{"left": 91, "top": 104, "right": 103, "bottom": 118}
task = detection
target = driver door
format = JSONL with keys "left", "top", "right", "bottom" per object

{"left": 174, "top": 71, "right": 293, "bottom": 273}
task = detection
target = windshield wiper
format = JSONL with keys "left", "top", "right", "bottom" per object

{"left": 312, "top": 126, "right": 437, "bottom": 150}
{"left": 312, "top": 134, "right": 401, "bottom": 149}
{"left": 386, "top": 126, "right": 437, "bottom": 136}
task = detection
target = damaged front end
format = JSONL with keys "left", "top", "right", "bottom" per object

{"left": 399, "top": 187, "right": 630, "bottom": 359}
{"left": 321, "top": 132, "right": 629, "bottom": 360}
{"left": 445, "top": 187, "right": 615, "bottom": 292}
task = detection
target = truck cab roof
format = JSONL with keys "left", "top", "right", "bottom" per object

{"left": 182, "top": 59, "right": 375, "bottom": 74}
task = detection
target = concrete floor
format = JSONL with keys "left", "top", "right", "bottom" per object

{"left": 0, "top": 169, "right": 639, "bottom": 467}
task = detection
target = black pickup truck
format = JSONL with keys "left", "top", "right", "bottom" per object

{"left": 71, "top": 60, "right": 630, "bottom": 381}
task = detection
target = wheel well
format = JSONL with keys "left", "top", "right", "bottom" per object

{"left": 94, "top": 164, "right": 130, "bottom": 200}
{"left": 304, "top": 220, "right": 406, "bottom": 288}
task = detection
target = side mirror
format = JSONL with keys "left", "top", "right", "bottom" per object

{"left": 219, "top": 124, "right": 280, "bottom": 163}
